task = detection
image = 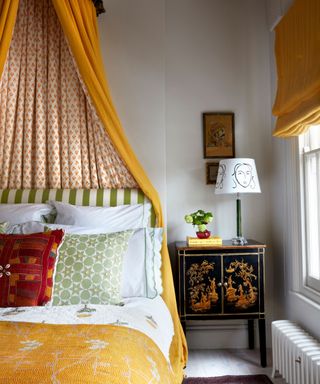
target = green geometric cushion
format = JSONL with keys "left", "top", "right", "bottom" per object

{"left": 52, "top": 230, "right": 134, "bottom": 306}
{"left": 0, "top": 222, "right": 8, "bottom": 233}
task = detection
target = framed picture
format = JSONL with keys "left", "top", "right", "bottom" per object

{"left": 203, "top": 112, "right": 235, "bottom": 158}
{"left": 206, "top": 162, "right": 219, "bottom": 185}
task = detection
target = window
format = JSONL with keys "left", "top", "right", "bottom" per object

{"left": 299, "top": 125, "right": 320, "bottom": 293}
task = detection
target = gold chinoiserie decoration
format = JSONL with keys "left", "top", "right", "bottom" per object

{"left": 225, "top": 259, "right": 257, "bottom": 310}
{"left": 186, "top": 260, "right": 218, "bottom": 312}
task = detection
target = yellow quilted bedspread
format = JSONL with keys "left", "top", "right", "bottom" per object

{"left": 0, "top": 322, "right": 175, "bottom": 384}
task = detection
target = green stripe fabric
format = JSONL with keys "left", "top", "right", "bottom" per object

{"left": 150, "top": 207, "right": 156, "bottom": 227}
{"left": 82, "top": 189, "right": 90, "bottom": 206}
{"left": 0, "top": 189, "right": 156, "bottom": 226}
{"left": 96, "top": 189, "right": 104, "bottom": 207}
{"left": 68, "top": 189, "right": 77, "bottom": 205}
{"left": 42, "top": 189, "right": 50, "bottom": 203}
{"left": 14, "top": 190, "right": 23, "bottom": 203}
{"left": 110, "top": 189, "right": 117, "bottom": 207}
{"left": 55, "top": 189, "right": 63, "bottom": 202}
{"left": 123, "top": 189, "right": 131, "bottom": 205}
{"left": 0, "top": 190, "right": 9, "bottom": 203}
{"left": 137, "top": 190, "right": 144, "bottom": 204}
{"left": 28, "top": 190, "right": 37, "bottom": 203}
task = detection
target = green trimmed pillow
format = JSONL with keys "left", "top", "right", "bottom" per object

{"left": 52, "top": 230, "right": 133, "bottom": 306}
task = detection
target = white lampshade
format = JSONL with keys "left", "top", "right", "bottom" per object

{"left": 215, "top": 158, "right": 261, "bottom": 194}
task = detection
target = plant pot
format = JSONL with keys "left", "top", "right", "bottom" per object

{"left": 196, "top": 230, "right": 211, "bottom": 239}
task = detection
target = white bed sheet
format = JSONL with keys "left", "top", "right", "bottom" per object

{"left": 0, "top": 296, "right": 174, "bottom": 362}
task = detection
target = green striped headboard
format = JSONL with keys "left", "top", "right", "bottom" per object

{"left": 0, "top": 189, "right": 156, "bottom": 227}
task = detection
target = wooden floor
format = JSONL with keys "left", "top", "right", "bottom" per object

{"left": 185, "top": 349, "right": 286, "bottom": 383}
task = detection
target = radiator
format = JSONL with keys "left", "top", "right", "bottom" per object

{"left": 272, "top": 320, "right": 320, "bottom": 384}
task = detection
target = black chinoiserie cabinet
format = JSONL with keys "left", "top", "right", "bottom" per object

{"left": 176, "top": 240, "right": 267, "bottom": 367}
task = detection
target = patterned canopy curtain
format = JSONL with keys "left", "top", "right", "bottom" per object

{"left": 272, "top": 0, "right": 320, "bottom": 137}
{"left": 0, "top": 0, "right": 137, "bottom": 189}
{"left": 0, "top": 0, "right": 187, "bottom": 381}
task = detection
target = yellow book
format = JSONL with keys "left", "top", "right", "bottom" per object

{"left": 187, "top": 236, "right": 223, "bottom": 246}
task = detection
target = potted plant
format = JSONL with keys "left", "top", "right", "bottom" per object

{"left": 184, "top": 209, "right": 213, "bottom": 239}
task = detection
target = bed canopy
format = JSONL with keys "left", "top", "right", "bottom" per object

{"left": 0, "top": 0, "right": 187, "bottom": 382}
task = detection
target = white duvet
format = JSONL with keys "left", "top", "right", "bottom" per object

{"left": 0, "top": 296, "right": 174, "bottom": 362}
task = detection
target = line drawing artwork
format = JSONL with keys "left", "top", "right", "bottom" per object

{"left": 232, "top": 162, "right": 256, "bottom": 189}
{"left": 216, "top": 163, "right": 226, "bottom": 189}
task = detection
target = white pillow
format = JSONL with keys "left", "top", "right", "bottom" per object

{"left": 9, "top": 221, "right": 163, "bottom": 298}
{"left": 7, "top": 222, "right": 104, "bottom": 235}
{"left": 121, "top": 227, "right": 163, "bottom": 298}
{"left": 50, "top": 201, "right": 151, "bottom": 232}
{"left": 0, "top": 203, "right": 52, "bottom": 225}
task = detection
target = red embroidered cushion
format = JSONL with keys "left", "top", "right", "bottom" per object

{"left": 0, "top": 230, "right": 64, "bottom": 307}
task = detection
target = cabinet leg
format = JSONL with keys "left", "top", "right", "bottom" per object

{"left": 248, "top": 319, "right": 254, "bottom": 349}
{"left": 258, "top": 318, "right": 267, "bottom": 367}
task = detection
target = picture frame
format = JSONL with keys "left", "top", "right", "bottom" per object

{"left": 206, "top": 162, "right": 220, "bottom": 185}
{"left": 203, "top": 112, "right": 235, "bottom": 158}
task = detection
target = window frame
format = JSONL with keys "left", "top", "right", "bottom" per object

{"left": 297, "top": 127, "right": 320, "bottom": 302}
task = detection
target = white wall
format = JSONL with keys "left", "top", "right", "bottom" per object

{"left": 98, "top": 1, "right": 167, "bottom": 213}
{"left": 165, "top": 0, "right": 272, "bottom": 245}
{"left": 99, "top": 0, "right": 274, "bottom": 349}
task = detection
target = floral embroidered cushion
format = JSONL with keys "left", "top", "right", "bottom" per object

{"left": 52, "top": 230, "right": 134, "bottom": 306}
{"left": 0, "top": 230, "right": 64, "bottom": 307}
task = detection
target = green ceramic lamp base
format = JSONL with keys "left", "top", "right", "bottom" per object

{"left": 234, "top": 194, "right": 248, "bottom": 245}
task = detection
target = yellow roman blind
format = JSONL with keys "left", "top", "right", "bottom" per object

{"left": 272, "top": 0, "right": 320, "bottom": 137}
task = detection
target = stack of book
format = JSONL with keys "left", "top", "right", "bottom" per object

{"left": 187, "top": 236, "right": 223, "bottom": 246}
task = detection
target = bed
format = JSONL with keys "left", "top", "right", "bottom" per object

{"left": 0, "top": 188, "right": 183, "bottom": 384}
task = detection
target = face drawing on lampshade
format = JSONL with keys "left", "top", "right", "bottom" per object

{"left": 216, "top": 163, "right": 226, "bottom": 189}
{"left": 232, "top": 162, "right": 255, "bottom": 189}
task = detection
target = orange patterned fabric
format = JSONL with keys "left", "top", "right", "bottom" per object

{"left": 0, "top": 230, "right": 64, "bottom": 307}
{"left": 0, "top": 0, "right": 137, "bottom": 189}
{"left": 0, "top": 322, "right": 175, "bottom": 383}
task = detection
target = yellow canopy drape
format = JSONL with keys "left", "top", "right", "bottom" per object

{"left": 272, "top": 0, "right": 320, "bottom": 137}
{"left": 0, "top": 0, "right": 19, "bottom": 77}
{"left": 0, "top": 0, "right": 187, "bottom": 382}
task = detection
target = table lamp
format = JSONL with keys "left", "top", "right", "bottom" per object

{"left": 215, "top": 158, "right": 261, "bottom": 245}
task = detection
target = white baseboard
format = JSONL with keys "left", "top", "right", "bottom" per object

{"left": 186, "top": 320, "right": 256, "bottom": 349}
